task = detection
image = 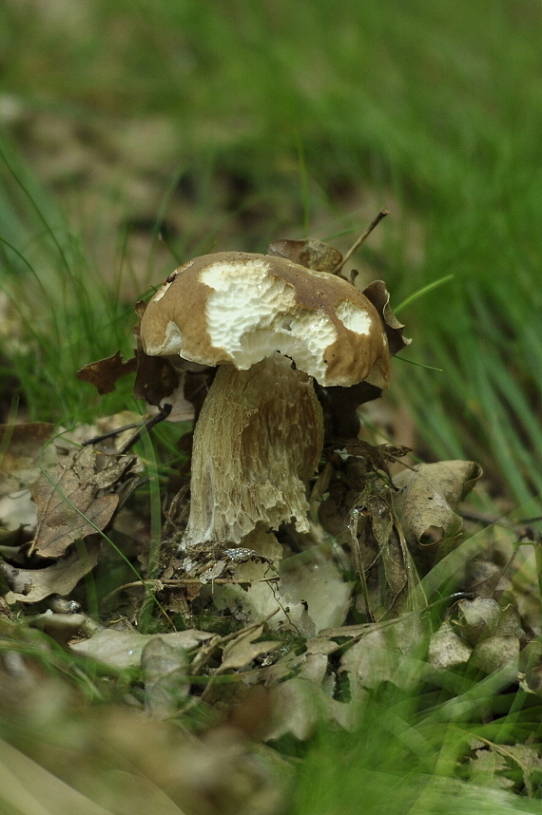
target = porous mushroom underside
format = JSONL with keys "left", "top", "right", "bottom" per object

{"left": 182, "top": 354, "right": 324, "bottom": 549}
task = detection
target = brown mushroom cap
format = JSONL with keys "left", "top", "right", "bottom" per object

{"left": 140, "top": 251, "right": 389, "bottom": 388}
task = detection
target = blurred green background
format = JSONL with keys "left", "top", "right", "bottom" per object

{"left": 1, "top": 0, "right": 541, "bottom": 508}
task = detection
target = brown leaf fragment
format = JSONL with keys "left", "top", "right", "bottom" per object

{"left": 30, "top": 446, "right": 130, "bottom": 557}
{"left": 362, "top": 279, "right": 411, "bottom": 355}
{"left": 2, "top": 542, "right": 100, "bottom": 604}
{"left": 267, "top": 238, "right": 343, "bottom": 272}
{"left": 76, "top": 352, "right": 137, "bottom": 395}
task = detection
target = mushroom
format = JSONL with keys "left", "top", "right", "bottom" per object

{"left": 139, "top": 251, "right": 390, "bottom": 551}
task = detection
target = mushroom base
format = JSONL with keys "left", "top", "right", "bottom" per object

{"left": 183, "top": 354, "right": 324, "bottom": 549}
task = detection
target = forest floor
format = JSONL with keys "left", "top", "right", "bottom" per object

{"left": 1, "top": 1, "right": 542, "bottom": 813}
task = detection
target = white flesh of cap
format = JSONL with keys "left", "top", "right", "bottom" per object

{"left": 201, "top": 258, "right": 337, "bottom": 381}
{"left": 335, "top": 300, "right": 372, "bottom": 335}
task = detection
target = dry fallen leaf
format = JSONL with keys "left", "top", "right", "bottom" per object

{"left": 469, "top": 746, "right": 515, "bottom": 790}
{"left": 469, "top": 635, "right": 520, "bottom": 676}
{"left": 428, "top": 621, "right": 472, "bottom": 670}
{"left": 362, "top": 279, "right": 411, "bottom": 355}
{"left": 263, "top": 676, "right": 350, "bottom": 742}
{"left": 279, "top": 552, "right": 353, "bottom": 635}
{"left": 2, "top": 542, "right": 100, "bottom": 604}
{"left": 71, "top": 627, "right": 213, "bottom": 670}
{"left": 220, "top": 625, "right": 280, "bottom": 672}
{"left": 457, "top": 597, "right": 502, "bottom": 645}
{"left": 30, "top": 445, "right": 135, "bottom": 558}
{"left": 340, "top": 613, "right": 428, "bottom": 697}
{"left": 262, "top": 651, "right": 351, "bottom": 742}
{"left": 0, "top": 423, "right": 56, "bottom": 492}
{"left": 500, "top": 744, "right": 542, "bottom": 797}
{"left": 142, "top": 637, "right": 191, "bottom": 718}
{"left": 0, "top": 489, "right": 36, "bottom": 534}
{"left": 76, "top": 351, "right": 137, "bottom": 395}
{"left": 0, "top": 423, "right": 57, "bottom": 536}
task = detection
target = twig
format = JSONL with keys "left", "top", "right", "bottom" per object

{"left": 102, "top": 575, "right": 280, "bottom": 605}
{"left": 333, "top": 209, "right": 389, "bottom": 275}
{"left": 459, "top": 506, "right": 541, "bottom": 536}
{"left": 119, "top": 403, "right": 172, "bottom": 452}
{"left": 82, "top": 402, "right": 172, "bottom": 451}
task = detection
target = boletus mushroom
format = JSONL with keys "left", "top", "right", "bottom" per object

{"left": 139, "top": 251, "right": 390, "bottom": 551}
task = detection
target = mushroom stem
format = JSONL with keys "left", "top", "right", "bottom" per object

{"left": 182, "top": 354, "right": 324, "bottom": 549}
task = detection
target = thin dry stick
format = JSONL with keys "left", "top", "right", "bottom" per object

{"left": 102, "top": 575, "right": 281, "bottom": 605}
{"left": 333, "top": 209, "right": 389, "bottom": 275}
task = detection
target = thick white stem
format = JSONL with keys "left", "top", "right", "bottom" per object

{"left": 183, "top": 355, "right": 324, "bottom": 549}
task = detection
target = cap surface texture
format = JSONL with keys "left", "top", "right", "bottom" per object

{"left": 140, "top": 252, "right": 389, "bottom": 388}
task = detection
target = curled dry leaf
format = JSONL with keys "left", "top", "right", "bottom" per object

{"left": 362, "top": 279, "right": 411, "bottom": 355}
{"left": 30, "top": 445, "right": 136, "bottom": 558}
{"left": 392, "top": 460, "right": 482, "bottom": 555}
{"left": 457, "top": 597, "right": 502, "bottom": 645}
{"left": 2, "top": 542, "right": 100, "bottom": 604}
